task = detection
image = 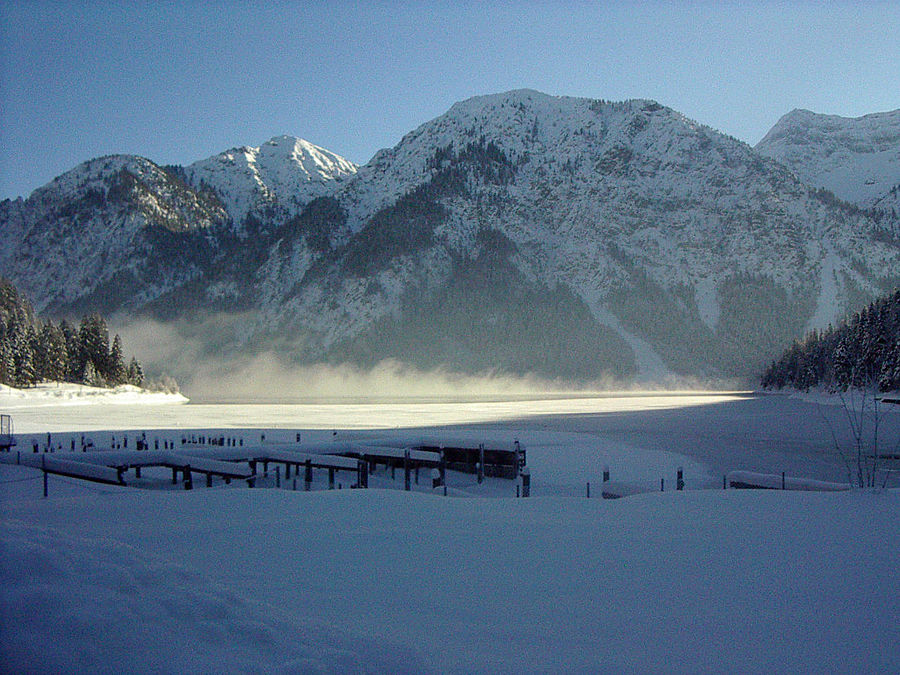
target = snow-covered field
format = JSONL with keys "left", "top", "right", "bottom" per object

{"left": 2, "top": 391, "right": 899, "bottom": 672}
{"left": 0, "top": 382, "right": 188, "bottom": 408}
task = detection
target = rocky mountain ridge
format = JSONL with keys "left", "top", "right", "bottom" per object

{"left": 755, "top": 107, "right": 900, "bottom": 217}
{"left": 2, "top": 90, "right": 898, "bottom": 383}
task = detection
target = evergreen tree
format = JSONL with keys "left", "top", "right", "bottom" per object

{"left": 82, "top": 359, "right": 104, "bottom": 387}
{"left": 78, "top": 313, "right": 109, "bottom": 382}
{"left": 0, "top": 336, "right": 15, "bottom": 384}
{"left": 12, "top": 324, "right": 37, "bottom": 386}
{"left": 0, "top": 278, "right": 152, "bottom": 389}
{"left": 39, "top": 323, "right": 68, "bottom": 383}
{"left": 762, "top": 289, "right": 900, "bottom": 392}
{"left": 58, "top": 319, "right": 81, "bottom": 382}
{"left": 108, "top": 334, "right": 125, "bottom": 385}
{"left": 126, "top": 357, "right": 144, "bottom": 387}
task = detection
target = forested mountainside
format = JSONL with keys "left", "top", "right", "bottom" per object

{"left": 761, "top": 289, "right": 900, "bottom": 392}
{"left": 2, "top": 90, "right": 899, "bottom": 383}
{"left": 0, "top": 278, "right": 144, "bottom": 388}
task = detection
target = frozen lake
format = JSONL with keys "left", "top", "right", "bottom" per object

{"left": 6, "top": 391, "right": 898, "bottom": 487}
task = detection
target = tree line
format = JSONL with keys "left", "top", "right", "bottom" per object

{"left": 0, "top": 277, "right": 143, "bottom": 388}
{"left": 761, "top": 289, "right": 900, "bottom": 392}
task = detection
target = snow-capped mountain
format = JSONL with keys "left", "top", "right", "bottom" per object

{"left": 755, "top": 108, "right": 900, "bottom": 215}
{"left": 256, "top": 90, "right": 898, "bottom": 379}
{"left": 2, "top": 91, "right": 899, "bottom": 382}
{"left": 0, "top": 155, "right": 228, "bottom": 315}
{"left": 185, "top": 136, "right": 357, "bottom": 224}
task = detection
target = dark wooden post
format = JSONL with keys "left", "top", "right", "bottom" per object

{"left": 206, "top": 473, "right": 212, "bottom": 488}
{"left": 521, "top": 468, "right": 530, "bottom": 498}
{"left": 304, "top": 458, "right": 312, "bottom": 491}
{"left": 660, "top": 478, "right": 665, "bottom": 492}
{"left": 676, "top": 467, "right": 684, "bottom": 491}
{"left": 439, "top": 452, "right": 446, "bottom": 487}
{"left": 172, "top": 467, "right": 178, "bottom": 484}
{"left": 183, "top": 467, "right": 192, "bottom": 490}
{"left": 603, "top": 465, "right": 610, "bottom": 483}
{"left": 358, "top": 459, "right": 368, "bottom": 488}
{"left": 135, "top": 466, "right": 141, "bottom": 478}
{"left": 586, "top": 482, "right": 590, "bottom": 498}
{"left": 276, "top": 466, "right": 281, "bottom": 488}
{"left": 328, "top": 467, "right": 335, "bottom": 490}
{"left": 478, "top": 444, "right": 485, "bottom": 484}
{"left": 285, "top": 463, "right": 291, "bottom": 479}
{"left": 404, "top": 450, "right": 411, "bottom": 491}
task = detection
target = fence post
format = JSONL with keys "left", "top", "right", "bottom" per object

{"left": 586, "top": 482, "right": 590, "bottom": 498}
{"left": 358, "top": 460, "right": 368, "bottom": 489}
{"left": 478, "top": 444, "right": 485, "bottom": 484}
{"left": 603, "top": 465, "right": 610, "bottom": 483}
{"left": 305, "top": 459, "right": 312, "bottom": 491}
{"left": 329, "top": 467, "right": 335, "bottom": 490}
{"left": 404, "top": 450, "right": 411, "bottom": 491}
{"left": 660, "top": 478, "right": 665, "bottom": 492}
{"left": 521, "top": 468, "right": 530, "bottom": 498}
{"left": 276, "top": 465, "right": 281, "bottom": 489}
{"left": 676, "top": 467, "right": 684, "bottom": 491}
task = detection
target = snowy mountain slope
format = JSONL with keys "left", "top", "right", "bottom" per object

{"left": 755, "top": 108, "right": 900, "bottom": 213}
{"left": 0, "top": 155, "right": 229, "bottom": 315}
{"left": 257, "top": 90, "right": 900, "bottom": 378}
{"left": 2, "top": 91, "right": 899, "bottom": 382}
{"left": 185, "top": 136, "right": 357, "bottom": 224}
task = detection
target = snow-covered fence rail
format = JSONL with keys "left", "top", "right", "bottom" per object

{"left": 17, "top": 454, "right": 126, "bottom": 486}
{"left": 726, "top": 471, "right": 850, "bottom": 491}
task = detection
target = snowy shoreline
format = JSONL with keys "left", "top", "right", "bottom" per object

{"left": 0, "top": 382, "right": 189, "bottom": 408}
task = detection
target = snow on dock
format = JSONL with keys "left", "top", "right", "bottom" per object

{"left": 0, "top": 432, "right": 525, "bottom": 493}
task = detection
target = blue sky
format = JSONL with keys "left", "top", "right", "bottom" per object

{"left": 1, "top": 1, "right": 898, "bottom": 201}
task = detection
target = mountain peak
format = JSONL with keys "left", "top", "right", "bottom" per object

{"left": 756, "top": 107, "right": 900, "bottom": 209}
{"left": 185, "top": 136, "right": 358, "bottom": 220}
